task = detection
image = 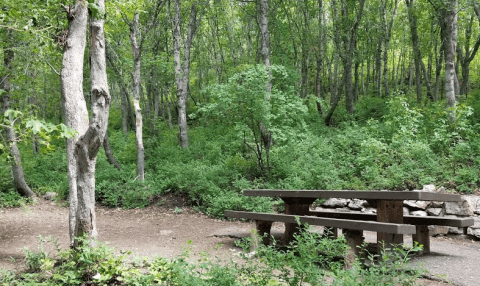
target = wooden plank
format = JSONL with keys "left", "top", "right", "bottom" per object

{"left": 243, "top": 190, "right": 462, "bottom": 202}
{"left": 309, "top": 210, "right": 474, "bottom": 227}
{"left": 224, "top": 211, "right": 416, "bottom": 234}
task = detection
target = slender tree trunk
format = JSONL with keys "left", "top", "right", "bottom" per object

{"left": 376, "top": 39, "right": 382, "bottom": 96}
{"left": 259, "top": 0, "right": 272, "bottom": 98}
{"left": 173, "top": 0, "right": 202, "bottom": 148}
{"left": 103, "top": 133, "right": 121, "bottom": 170}
{"left": 406, "top": 0, "right": 423, "bottom": 103}
{"left": 382, "top": 0, "right": 399, "bottom": 97}
{"left": 443, "top": 0, "right": 457, "bottom": 121}
{"left": 73, "top": 0, "right": 111, "bottom": 244}
{"left": 1, "top": 92, "right": 36, "bottom": 198}
{"left": 1, "top": 31, "right": 35, "bottom": 198}
{"left": 316, "top": 0, "right": 325, "bottom": 115}
{"left": 60, "top": 2, "right": 89, "bottom": 246}
{"left": 129, "top": 13, "right": 145, "bottom": 180}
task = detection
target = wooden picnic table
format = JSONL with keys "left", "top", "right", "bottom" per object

{"left": 243, "top": 190, "right": 463, "bottom": 249}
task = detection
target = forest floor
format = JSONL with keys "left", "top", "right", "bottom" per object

{"left": 1, "top": 193, "right": 478, "bottom": 286}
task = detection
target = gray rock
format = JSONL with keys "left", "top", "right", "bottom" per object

{"left": 428, "top": 225, "right": 449, "bottom": 236}
{"left": 426, "top": 207, "right": 443, "bottom": 216}
{"left": 423, "top": 185, "right": 436, "bottom": 192}
{"left": 464, "top": 195, "right": 480, "bottom": 215}
{"left": 348, "top": 199, "right": 368, "bottom": 210}
{"left": 361, "top": 207, "right": 376, "bottom": 214}
{"left": 444, "top": 197, "right": 474, "bottom": 216}
{"left": 448, "top": 226, "right": 464, "bottom": 235}
{"left": 404, "top": 200, "right": 419, "bottom": 209}
{"left": 403, "top": 207, "right": 410, "bottom": 216}
{"left": 430, "top": 201, "right": 444, "bottom": 208}
{"left": 411, "top": 210, "right": 428, "bottom": 216}
{"left": 467, "top": 227, "right": 480, "bottom": 239}
{"left": 404, "top": 200, "right": 428, "bottom": 210}
{"left": 415, "top": 201, "right": 429, "bottom": 210}
{"left": 321, "top": 198, "right": 349, "bottom": 208}
{"left": 436, "top": 187, "right": 447, "bottom": 194}
{"left": 44, "top": 192, "right": 57, "bottom": 201}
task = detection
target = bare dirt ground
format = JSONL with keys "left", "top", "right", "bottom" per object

{"left": 1, "top": 194, "right": 478, "bottom": 285}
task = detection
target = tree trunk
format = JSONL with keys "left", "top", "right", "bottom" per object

{"left": 60, "top": 2, "right": 89, "bottom": 246}
{"left": 443, "top": 0, "right": 457, "bottom": 121}
{"left": 406, "top": 0, "right": 423, "bottom": 103}
{"left": 103, "top": 133, "right": 121, "bottom": 170}
{"left": 129, "top": 13, "right": 145, "bottom": 180}
{"left": 315, "top": 0, "right": 325, "bottom": 114}
{"left": 73, "top": 0, "right": 111, "bottom": 245}
{"left": 381, "top": 0, "right": 399, "bottom": 97}
{"left": 259, "top": 0, "right": 272, "bottom": 98}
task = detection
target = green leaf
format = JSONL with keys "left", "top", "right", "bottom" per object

{"left": 26, "top": 119, "right": 45, "bottom": 134}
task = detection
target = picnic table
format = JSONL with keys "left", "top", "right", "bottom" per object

{"left": 239, "top": 190, "right": 470, "bottom": 252}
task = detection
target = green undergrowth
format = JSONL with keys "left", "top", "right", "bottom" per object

{"left": 2, "top": 92, "right": 480, "bottom": 215}
{"left": 0, "top": 224, "right": 424, "bottom": 286}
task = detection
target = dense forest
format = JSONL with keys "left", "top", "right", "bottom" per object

{"left": 1, "top": 0, "right": 480, "bottom": 232}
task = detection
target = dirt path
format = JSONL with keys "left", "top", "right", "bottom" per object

{"left": 1, "top": 195, "right": 478, "bottom": 285}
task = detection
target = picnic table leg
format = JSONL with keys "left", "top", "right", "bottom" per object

{"left": 283, "top": 200, "right": 311, "bottom": 244}
{"left": 255, "top": 220, "right": 273, "bottom": 246}
{"left": 344, "top": 229, "right": 364, "bottom": 269}
{"left": 323, "top": 227, "right": 339, "bottom": 238}
{"left": 376, "top": 200, "right": 404, "bottom": 253}
{"left": 412, "top": 225, "right": 430, "bottom": 254}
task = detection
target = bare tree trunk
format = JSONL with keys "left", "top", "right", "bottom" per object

{"left": 103, "top": 133, "right": 121, "bottom": 170}
{"left": 173, "top": 0, "right": 186, "bottom": 148}
{"left": 60, "top": 2, "right": 89, "bottom": 246}
{"left": 458, "top": 3, "right": 480, "bottom": 96}
{"left": 129, "top": 13, "right": 145, "bottom": 180}
{"left": 1, "top": 32, "right": 35, "bottom": 198}
{"left": 259, "top": 0, "right": 272, "bottom": 98}
{"left": 381, "top": 0, "right": 399, "bottom": 97}
{"left": 406, "top": 0, "right": 423, "bottom": 103}
{"left": 315, "top": 0, "right": 325, "bottom": 115}
{"left": 73, "top": 0, "right": 111, "bottom": 245}
{"left": 173, "top": 0, "right": 205, "bottom": 148}
{"left": 443, "top": 0, "right": 457, "bottom": 121}
{"left": 1, "top": 97, "right": 36, "bottom": 198}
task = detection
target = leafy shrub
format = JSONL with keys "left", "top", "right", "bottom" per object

{"left": 2, "top": 226, "right": 424, "bottom": 286}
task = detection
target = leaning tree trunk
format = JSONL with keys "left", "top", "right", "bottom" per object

{"left": 1, "top": 35, "right": 35, "bottom": 198}
{"left": 129, "top": 13, "right": 145, "bottom": 180}
{"left": 73, "top": 0, "right": 111, "bottom": 245}
{"left": 60, "top": 2, "right": 89, "bottom": 247}
{"left": 103, "top": 133, "right": 121, "bottom": 170}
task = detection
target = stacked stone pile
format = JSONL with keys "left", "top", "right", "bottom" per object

{"left": 312, "top": 185, "right": 480, "bottom": 239}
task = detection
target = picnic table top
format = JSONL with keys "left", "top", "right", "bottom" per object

{"left": 243, "top": 189, "right": 462, "bottom": 202}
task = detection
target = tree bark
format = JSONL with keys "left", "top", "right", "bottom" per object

{"left": 128, "top": 13, "right": 145, "bottom": 180}
{"left": 443, "top": 0, "right": 457, "bottom": 121}
{"left": 60, "top": 2, "right": 89, "bottom": 246}
{"left": 103, "top": 133, "right": 121, "bottom": 170}
{"left": 259, "top": 0, "right": 272, "bottom": 98}
{"left": 173, "top": 0, "right": 205, "bottom": 148}
{"left": 381, "top": 0, "right": 399, "bottom": 97}
{"left": 458, "top": 3, "right": 480, "bottom": 95}
{"left": 406, "top": 0, "right": 423, "bottom": 103}
{"left": 73, "top": 0, "right": 111, "bottom": 245}
{"left": 1, "top": 86, "right": 35, "bottom": 198}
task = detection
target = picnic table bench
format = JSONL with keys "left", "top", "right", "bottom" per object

{"left": 224, "top": 190, "right": 473, "bottom": 259}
